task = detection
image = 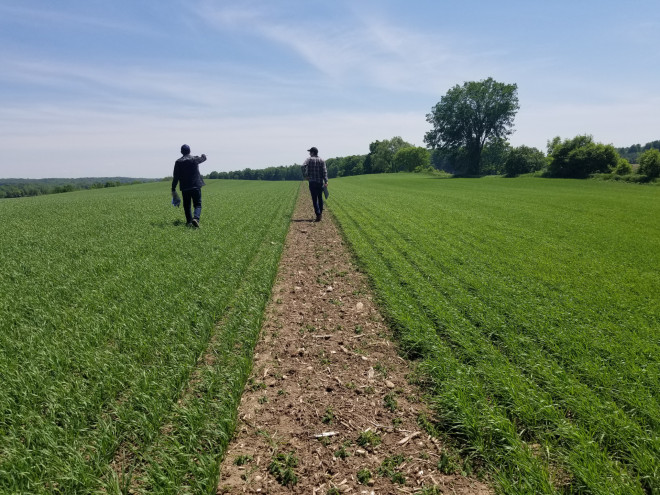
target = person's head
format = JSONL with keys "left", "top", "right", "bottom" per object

{"left": 181, "top": 144, "right": 191, "bottom": 156}
{"left": 308, "top": 146, "right": 318, "bottom": 157}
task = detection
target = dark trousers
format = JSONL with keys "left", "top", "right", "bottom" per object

{"left": 308, "top": 181, "right": 324, "bottom": 216}
{"left": 182, "top": 188, "right": 202, "bottom": 224}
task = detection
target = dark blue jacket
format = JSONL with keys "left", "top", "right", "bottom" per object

{"left": 172, "top": 154, "right": 207, "bottom": 192}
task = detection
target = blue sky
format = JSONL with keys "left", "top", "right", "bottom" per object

{"left": 1, "top": 1, "right": 658, "bottom": 179}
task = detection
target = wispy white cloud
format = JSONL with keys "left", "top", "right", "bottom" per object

{"left": 0, "top": 4, "right": 157, "bottom": 35}
{"left": 195, "top": 2, "right": 498, "bottom": 95}
{"left": 0, "top": 55, "right": 308, "bottom": 116}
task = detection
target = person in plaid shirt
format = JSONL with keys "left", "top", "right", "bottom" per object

{"left": 302, "top": 147, "right": 328, "bottom": 222}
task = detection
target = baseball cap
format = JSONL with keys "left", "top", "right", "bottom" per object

{"left": 307, "top": 147, "right": 318, "bottom": 153}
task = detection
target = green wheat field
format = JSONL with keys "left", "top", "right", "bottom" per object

{"left": 329, "top": 174, "right": 659, "bottom": 495}
{"left": 0, "top": 180, "right": 298, "bottom": 493}
{"left": 1, "top": 175, "right": 658, "bottom": 494}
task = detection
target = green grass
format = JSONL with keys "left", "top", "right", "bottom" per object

{"left": 0, "top": 179, "right": 298, "bottom": 493}
{"left": 329, "top": 174, "right": 659, "bottom": 495}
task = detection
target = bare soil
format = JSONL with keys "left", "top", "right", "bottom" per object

{"left": 217, "top": 186, "right": 491, "bottom": 494}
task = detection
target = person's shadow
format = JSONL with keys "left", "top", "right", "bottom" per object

{"left": 291, "top": 218, "right": 315, "bottom": 223}
{"left": 150, "top": 219, "right": 188, "bottom": 228}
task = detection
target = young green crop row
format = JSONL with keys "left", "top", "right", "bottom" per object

{"left": 0, "top": 180, "right": 298, "bottom": 493}
{"left": 329, "top": 174, "right": 659, "bottom": 495}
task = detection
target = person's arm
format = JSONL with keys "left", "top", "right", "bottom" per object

{"left": 301, "top": 158, "right": 310, "bottom": 180}
{"left": 194, "top": 154, "right": 207, "bottom": 165}
{"left": 322, "top": 159, "right": 328, "bottom": 185}
{"left": 171, "top": 163, "right": 179, "bottom": 193}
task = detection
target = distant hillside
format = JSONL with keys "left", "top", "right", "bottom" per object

{"left": 616, "top": 139, "right": 660, "bottom": 163}
{"left": 0, "top": 177, "right": 163, "bottom": 199}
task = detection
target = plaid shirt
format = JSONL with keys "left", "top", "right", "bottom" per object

{"left": 302, "top": 156, "right": 328, "bottom": 183}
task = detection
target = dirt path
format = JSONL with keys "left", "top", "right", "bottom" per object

{"left": 217, "top": 186, "right": 491, "bottom": 494}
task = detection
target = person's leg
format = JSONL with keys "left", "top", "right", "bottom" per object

{"left": 192, "top": 189, "right": 202, "bottom": 221}
{"left": 182, "top": 189, "right": 193, "bottom": 224}
{"left": 191, "top": 188, "right": 202, "bottom": 227}
{"left": 309, "top": 182, "right": 323, "bottom": 220}
{"left": 308, "top": 182, "right": 318, "bottom": 216}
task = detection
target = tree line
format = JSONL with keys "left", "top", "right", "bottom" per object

{"left": 206, "top": 77, "right": 659, "bottom": 183}
{"left": 5, "top": 76, "right": 658, "bottom": 194}
{"left": 206, "top": 164, "right": 304, "bottom": 181}
{"left": 204, "top": 137, "right": 434, "bottom": 182}
{"left": 616, "top": 141, "right": 660, "bottom": 163}
{"left": 0, "top": 178, "right": 157, "bottom": 199}
{"left": 205, "top": 135, "right": 660, "bottom": 183}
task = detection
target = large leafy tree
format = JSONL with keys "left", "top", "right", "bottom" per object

{"left": 424, "top": 77, "right": 519, "bottom": 175}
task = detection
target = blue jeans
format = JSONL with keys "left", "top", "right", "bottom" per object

{"left": 308, "top": 181, "right": 324, "bottom": 216}
{"left": 182, "top": 188, "right": 202, "bottom": 224}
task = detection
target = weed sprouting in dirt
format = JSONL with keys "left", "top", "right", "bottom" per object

{"left": 378, "top": 454, "right": 407, "bottom": 484}
{"left": 418, "top": 486, "right": 443, "bottom": 495}
{"left": 233, "top": 455, "right": 253, "bottom": 466}
{"left": 318, "top": 436, "right": 332, "bottom": 447}
{"left": 268, "top": 452, "right": 299, "bottom": 487}
{"left": 334, "top": 444, "right": 350, "bottom": 459}
{"left": 357, "top": 468, "right": 372, "bottom": 485}
{"left": 384, "top": 392, "right": 398, "bottom": 412}
{"left": 374, "top": 362, "right": 389, "bottom": 378}
{"left": 357, "top": 430, "right": 381, "bottom": 450}
{"left": 322, "top": 408, "right": 335, "bottom": 424}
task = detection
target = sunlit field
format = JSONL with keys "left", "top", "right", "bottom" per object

{"left": 0, "top": 180, "right": 298, "bottom": 493}
{"left": 329, "top": 174, "right": 659, "bottom": 494}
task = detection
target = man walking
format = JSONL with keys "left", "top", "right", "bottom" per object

{"left": 172, "top": 144, "right": 207, "bottom": 228}
{"left": 302, "top": 146, "right": 328, "bottom": 222}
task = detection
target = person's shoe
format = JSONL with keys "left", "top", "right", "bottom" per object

{"left": 315, "top": 213, "right": 322, "bottom": 222}
{"left": 191, "top": 218, "right": 200, "bottom": 228}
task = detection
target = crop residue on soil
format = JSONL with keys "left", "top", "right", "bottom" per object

{"left": 218, "top": 185, "right": 491, "bottom": 494}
